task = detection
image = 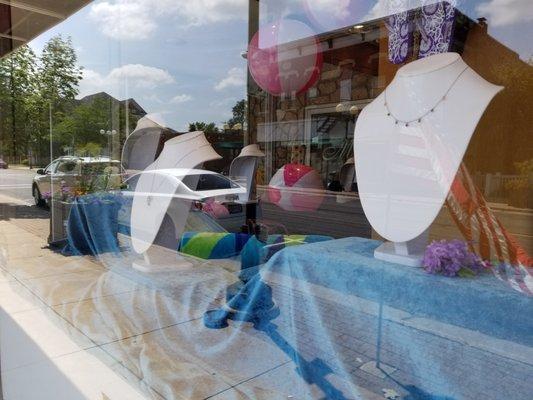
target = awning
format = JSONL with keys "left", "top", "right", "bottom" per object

{"left": 0, "top": 0, "right": 93, "bottom": 58}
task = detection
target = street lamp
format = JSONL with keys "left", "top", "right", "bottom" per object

{"left": 100, "top": 129, "right": 117, "bottom": 158}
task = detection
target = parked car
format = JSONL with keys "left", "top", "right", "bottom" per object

{"left": 122, "top": 168, "right": 247, "bottom": 254}
{"left": 32, "top": 156, "right": 122, "bottom": 206}
{"left": 0, "top": 159, "right": 8, "bottom": 169}
{"left": 123, "top": 168, "right": 246, "bottom": 201}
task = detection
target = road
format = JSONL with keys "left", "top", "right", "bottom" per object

{"left": 0, "top": 168, "right": 37, "bottom": 205}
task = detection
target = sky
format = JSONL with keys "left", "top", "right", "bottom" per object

{"left": 28, "top": 0, "right": 533, "bottom": 132}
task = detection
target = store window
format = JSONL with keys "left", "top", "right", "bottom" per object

{"left": 0, "top": 1, "right": 531, "bottom": 400}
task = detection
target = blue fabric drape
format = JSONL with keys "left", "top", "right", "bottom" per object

{"left": 64, "top": 193, "right": 124, "bottom": 256}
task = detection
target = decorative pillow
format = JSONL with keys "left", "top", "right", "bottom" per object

{"left": 179, "top": 232, "right": 251, "bottom": 259}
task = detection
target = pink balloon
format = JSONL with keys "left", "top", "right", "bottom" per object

{"left": 248, "top": 19, "right": 323, "bottom": 96}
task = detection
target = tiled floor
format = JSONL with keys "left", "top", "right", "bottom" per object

{"left": 0, "top": 198, "right": 532, "bottom": 400}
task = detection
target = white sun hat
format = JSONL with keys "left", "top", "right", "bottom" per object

{"left": 237, "top": 144, "right": 265, "bottom": 158}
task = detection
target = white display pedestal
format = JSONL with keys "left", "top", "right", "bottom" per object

{"left": 374, "top": 230, "right": 428, "bottom": 267}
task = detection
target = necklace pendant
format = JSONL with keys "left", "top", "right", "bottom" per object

{"left": 405, "top": 123, "right": 409, "bottom": 127}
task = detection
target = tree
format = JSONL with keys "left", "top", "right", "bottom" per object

{"left": 54, "top": 97, "right": 110, "bottom": 149}
{"left": 226, "top": 99, "right": 246, "bottom": 128}
{"left": 189, "top": 121, "right": 220, "bottom": 135}
{"left": 33, "top": 35, "right": 82, "bottom": 159}
{"left": 0, "top": 45, "right": 38, "bottom": 158}
{"left": 53, "top": 94, "right": 142, "bottom": 157}
{"left": 38, "top": 35, "right": 82, "bottom": 110}
{"left": 0, "top": 35, "right": 84, "bottom": 161}
{"left": 76, "top": 142, "right": 102, "bottom": 157}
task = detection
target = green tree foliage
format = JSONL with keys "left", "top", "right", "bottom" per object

{"left": 0, "top": 35, "right": 83, "bottom": 161}
{"left": 54, "top": 95, "right": 140, "bottom": 157}
{"left": 76, "top": 142, "right": 103, "bottom": 158}
{"left": 53, "top": 97, "right": 110, "bottom": 150}
{"left": 188, "top": 99, "right": 247, "bottom": 136}
{"left": 0, "top": 45, "right": 37, "bottom": 157}
{"left": 38, "top": 35, "right": 82, "bottom": 109}
{"left": 189, "top": 121, "right": 220, "bottom": 135}
{"left": 0, "top": 35, "right": 142, "bottom": 163}
{"left": 226, "top": 99, "right": 246, "bottom": 128}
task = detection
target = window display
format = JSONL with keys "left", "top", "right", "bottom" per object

{"left": 0, "top": 1, "right": 531, "bottom": 400}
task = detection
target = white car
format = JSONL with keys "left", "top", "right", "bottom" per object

{"left": 123, "top": 168, "right": 246, "bottom": 202}
{"left": 32, "top": 156, "right": 121, "bottom": 206}
{"left": 122, "top": 168, "right": 247, "bottom": 254}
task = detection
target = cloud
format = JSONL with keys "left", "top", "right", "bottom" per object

{"left": 89, "top": 1, "right": 157, "bottom": 40}
{"left": 171, "top": 94, "right": 193, "bottom": 104}
{"left": 90, "top": 0, "right": 247, "bottom": 40}
{"left": 476, "top": 0, "right": 533, "bottom": 27}
{"left": 167, "top": 0, "right": 248, "bottom": 26}
{"left": 209, "top": 96, "right": 238, "bottom": 108}
{"left": 78, "top": 64, "right": 174, "bottom": 98}
{"left": 364, "top": 0, "right": 445, "bottom": 20}
{"left": 214, "top": 67, "right": 246, "bottom": 91}
{"left": 107, "top": 64, "right": 174, "bottom": 88}
{"left": 305, "top": 0, "right": 351, "bottom": 20}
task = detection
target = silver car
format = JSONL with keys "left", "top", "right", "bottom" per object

{"left": 32, "top": 156, "right": 121, "bottom": 206}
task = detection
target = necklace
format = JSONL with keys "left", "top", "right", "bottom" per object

{"left": 383, "top": 66, "right": 469, "bottom": 127}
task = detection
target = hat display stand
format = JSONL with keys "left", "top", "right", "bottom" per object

{"left": 229, "top": 144, "right": 264, "bottom": 202}
{"left": 121, "top": 116, "right": 165, "bottom": 173}
{"left": 339, "top": 157, "right": 355, "bottom": 192}
{"left": 335, "top": 157, "right": 356, "bottom": 204}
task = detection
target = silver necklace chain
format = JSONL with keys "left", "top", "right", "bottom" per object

{"left": 384, "top": 66, "right": 469, "bottom": 127}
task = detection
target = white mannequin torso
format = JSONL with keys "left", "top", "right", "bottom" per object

{"left": 354, "top": 53, "right": 502, "bottom": 243}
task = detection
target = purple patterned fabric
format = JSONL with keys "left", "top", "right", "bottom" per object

{"left": 418, "top": 1, "right": 456, "bottom": 58}
{"left": 386, "top": 10, "right": 415, "bottom": 64}
{"left": 386, "top": 1, "right": 457, "bottom": 64}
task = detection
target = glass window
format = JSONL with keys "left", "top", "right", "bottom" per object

{"left": 56, "top": 160, "right": 80, "bottom": 174}
{"left": 44, "top": 160, "right": 59, "bottom": 174}
{"left": 0, "top": 1, "right": 531, "bottom": 400}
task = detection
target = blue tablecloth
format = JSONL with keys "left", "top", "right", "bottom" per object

{"left": 259, "top": 237, "right": 533, "bottom": 347}
{"left": 64, "top": 193, "right": 125, "bottom": 256}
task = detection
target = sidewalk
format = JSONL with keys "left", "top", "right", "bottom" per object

{"left": 0, "top": 194, "right": 531, "bottom": 400}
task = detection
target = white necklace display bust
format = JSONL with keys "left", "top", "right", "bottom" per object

{"left": 130, "top": 131, "right": 222, "bottom": 272}
{"left": 354, "top": 53, "right": 503, "bottom": 265}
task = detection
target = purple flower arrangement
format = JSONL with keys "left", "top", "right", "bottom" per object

{"left": 422, "top": 240, "right": 490, "bottom": 277}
